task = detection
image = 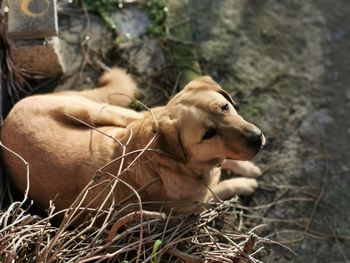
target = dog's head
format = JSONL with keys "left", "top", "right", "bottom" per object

{"left": 157, "top": 76, "right": 265, "bottom": 169}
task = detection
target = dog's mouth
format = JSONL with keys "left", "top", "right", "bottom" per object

{"left": 227, "top": 132, "right": 266, "bottom": 161}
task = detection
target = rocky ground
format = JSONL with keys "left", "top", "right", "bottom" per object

{"left": 45, "top": 0, "right": 350, "bottom": 261}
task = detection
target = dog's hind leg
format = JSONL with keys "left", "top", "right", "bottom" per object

{"left": 221, "top": 160, "right": 262, "bottom": 177}
{"left": 57, "top": 96, "right": 142, "bottom": 127}
{"left": 60, "top": 68, "right": 140, "bottom": 107}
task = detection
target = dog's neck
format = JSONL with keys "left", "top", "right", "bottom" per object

{"left": 187, "top": 158, "right": 223, "bottom": 173}
{"left": 108, "top": 109, "right": 222, "bottom": 180}
{"left": 101, "top": 112, "right": 221, "bottom": 204}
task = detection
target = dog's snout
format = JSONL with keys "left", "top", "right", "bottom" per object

{"left": 245, "top": 127, "right": 264, "bottom": 148}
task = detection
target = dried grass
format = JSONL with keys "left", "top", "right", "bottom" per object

{"left": 0, "top": 119, "right": 271, "bottom": 262}
{"left": 0, "top": 186, "right": 269, "bottom": 262}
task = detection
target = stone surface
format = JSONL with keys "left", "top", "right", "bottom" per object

{"left": 111, "top": 5, "right": 150, "bottom": 41}
{"left": 7, "top": 0, "right": 58, "bottom": 39}
{"left": 166, "top": 1, "right": 202, "bottom": 85}
{"left": 11, "top": 37, "right": 64, "bottom": 76}
{"left": 165, "top": 0, "right": 350, "bottom": 261}
{"left": 122, "top": 38, "right": 166, "bottom": 75}
{"left": 54, "top": 11, "right": 115, "bottom": 92}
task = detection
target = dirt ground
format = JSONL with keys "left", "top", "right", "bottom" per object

{"left": 27, "top": 0, "right": 350, "bottom": 262}
{"left": 169, "top": 1, "right": 350, "bottom": 262}
{"left": 168, "top": 1, "right": 350, "bottom": 262}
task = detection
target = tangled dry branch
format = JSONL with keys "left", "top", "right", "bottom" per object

{"left": 0, "top": 190, "right": 270, "bottom": 262}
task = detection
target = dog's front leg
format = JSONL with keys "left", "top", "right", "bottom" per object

{"left": 221, "top": 160, "right": 262, "bottom": 177}
{"left": 213, "top": 177, "right": 258, "bottom": 200}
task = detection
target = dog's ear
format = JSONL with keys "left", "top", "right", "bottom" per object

{"left": 197, "top": 77, "right": 238, "bottom": 108}
{"left": 157, "top": 116, "right": 187, "bottom": 163}
{"left": 184, "top": 76, "right": 237, "bottom": 106}
{"left": 183, "top": 76, "right": 218, "bottom": 91}
{"left": 218, "top": 89, "right": 238, "bottom": 109}
{"left": 195, "top": 77, "right": 238, "bottom": 109}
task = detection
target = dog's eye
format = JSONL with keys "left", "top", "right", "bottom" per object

{"left": 221, "top": 103, "right": 230, "bottom": 112}
{"left": 202, "top": 128, "right": 217, "bottom": 140}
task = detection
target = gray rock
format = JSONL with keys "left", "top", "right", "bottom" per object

{"left": 298, "top": 108, "right": 333, "bottom": 144}
{"left": 123, "top": 38, "right": 166, "bottom": 75}
{"left": 345, "top": 89, "right": 350, "bottom": 100}
{"left": 55, "top": 13, "right": 114, "bottom": 91}
{"left": 111, "top": 6, "right": 150, "bottom": 41}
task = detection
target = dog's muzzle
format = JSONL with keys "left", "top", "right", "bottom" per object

{"left": 245, "top": 127, "right": 266, "bottom": 149}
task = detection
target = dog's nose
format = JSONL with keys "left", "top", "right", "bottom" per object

{"left": 245, "top": 127, "right": 264, "bottom": 148}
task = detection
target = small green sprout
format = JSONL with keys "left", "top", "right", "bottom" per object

{"left": 151, "top": 239, "right": 163, "bottom": 263}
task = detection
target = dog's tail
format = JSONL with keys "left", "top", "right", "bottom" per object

{"left": 99, "top": 68, "right": 140, "bottom": 107}
{"left": 99, "top": 68, "right": 136, "bottom": 90}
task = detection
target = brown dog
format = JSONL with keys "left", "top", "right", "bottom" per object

{"left": 1, "top": 69, "right": 264, "bottom": 218}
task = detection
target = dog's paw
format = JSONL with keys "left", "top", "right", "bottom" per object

{"left": 242, "top": 162, "right": 262, "bottom": 177}
{"left": 232, "top": 178, "right": 258, "bottom": 195}
{"left": 215, "top": 178, "right": 259, "bottom": 199}
{"left": 222, "top": 160, "right": 262, "bottom": 177}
